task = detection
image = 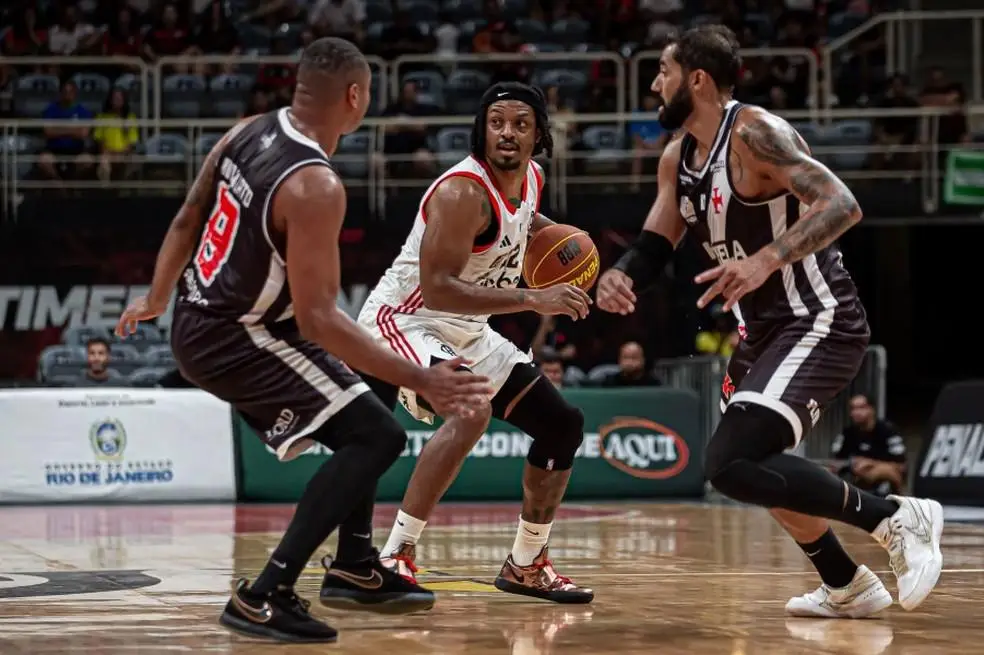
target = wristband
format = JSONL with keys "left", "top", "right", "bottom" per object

{"left": 612, "top": 231, "right": 674, "bottom": 293}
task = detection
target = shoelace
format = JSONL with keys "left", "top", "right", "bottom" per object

{"left": 394, "top": 554, "right": 418, "bottom": 574}
{"left": 533, "top": 557, "right": 574, "bottom": 588}
{"left": 887, "top": 517, "right": 908, "bottom": 577}
{"left": 275, "top": 587, "right": 312, "bottom": 617}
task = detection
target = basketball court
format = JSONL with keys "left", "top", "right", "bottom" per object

{"left": 0, "top": 501, "right": 980, "bottom": 654}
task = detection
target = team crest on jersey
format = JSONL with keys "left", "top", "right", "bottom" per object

{"left": 680, "top": 196, "right": 697, "bottom": 226}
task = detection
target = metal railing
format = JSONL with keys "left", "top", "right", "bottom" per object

{"left": 649, "top": 345, "right": 887, "bottom": 457}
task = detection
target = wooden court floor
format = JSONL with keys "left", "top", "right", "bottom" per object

{"left": 0, "top": 502, "right": 982, "bottom": 654}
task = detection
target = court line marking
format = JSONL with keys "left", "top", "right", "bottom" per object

{"left": 557, "top": 568, "right": 984, "bottom": 578}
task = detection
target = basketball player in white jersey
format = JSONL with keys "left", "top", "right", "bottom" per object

{"left": 597, "top": 25, "right": 943, "bottom": 618}
{"left": 318, "top": 82, "right": 595, "bottom": 607}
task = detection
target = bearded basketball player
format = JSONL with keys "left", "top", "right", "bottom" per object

{"left": 596, "top": 25, "right": 944, "bottom": 617}
{"left": 318, "top": 82, "right": 595, "bottom": 606}
{"left": 116, "top": 38, "right": 491, "bottom": 642}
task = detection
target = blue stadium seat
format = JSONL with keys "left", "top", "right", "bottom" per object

{"left": 129, "top": 367, "right": 171, "bottom": 387}
{"left": 62, "top": 325, "right": 112, "bottom": 346}
{"left": 580, "top": 125, "right": 625, "bottom": 172}
{"left": 445, "top": 69, "right": 490, "bottom": 114}
{"left": 516, "top": 18, "right": 548, "bottom": 42}
{"left": 830, "top": 120, "right": 872, "bottom": 170}
{"left": 563, "top": 366, "right": 586, "bottom": 387}
{"left": 111, "top": 323, "right": 164, "bottom": 346}
{"left": 550, "top": 18, "right": 590, "bottom": 44}
{"left": 1, "top": 134, "right": 43, "bottom": 180}
{"left": 145, "top": 344, "right": 177, "bottom": 368}
{"left": 37, "top": 345, "right": 86, "bottom": 382}
{"left": 195, "top": 133, "right": 223, "bottom": 157}
{"left": 586, "top": 363, "right": 620, "bottom": 385}
{"left": 209, "top": 73, "right": 252, "bottom": 118}
{"left": 366, "top": 21, "right": 389, "bottom": 43}
{"left": 532, "top": 69, "right": 588, "bottom": 97}
{"left": 789, "top": 121, "right": 822, "bottom": 148}
{"left": 334, "top": 130, "right": 371, "bottom": 179}
{"left": 532, "top": 42, "right": 565, "bottom": 53}
{"left": 236, "top": 23, "right": 273, "bottom": 50}
{"left": 162, "top": 74, "right": 207, "bottom": 118}
{"left": 435, "top": 126, "right": 472, "bottom": 168}
{"left": 72, "top": 72, "right": 112, "bottom": 115}
{"left": 13, "top": 74, "right": 59, "bottom": 117}
{"left": 403, "top": 0, "right": 440, "bottom": 23}
{"left": 142, "top": 133, "right": 190, "bottom": 164}
{"left": 402, "top": 70, "right": 446, "bottom": 107}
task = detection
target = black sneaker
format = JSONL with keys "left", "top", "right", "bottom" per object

{"left": 219, "top": 579, "right": 338, "bottom": 643}
{"left": 319, "top": 551, "right": 435, "bottom": 614}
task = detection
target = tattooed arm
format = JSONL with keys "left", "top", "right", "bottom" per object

{"left": 144, "top": 116, "right": 260, "bottom": 310}
{"left": 732, "top": 107, "right": 862, "bottom": 266}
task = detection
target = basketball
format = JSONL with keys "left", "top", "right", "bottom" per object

{"left": 522, "top": 224, "right": 600, "bottom": 291}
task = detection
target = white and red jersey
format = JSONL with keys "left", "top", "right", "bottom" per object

{"left": 363, "top": 155, "right": 544, "bottom": 335}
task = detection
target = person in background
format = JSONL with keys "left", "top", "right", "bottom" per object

{"left": 39, "top": 79, "right": 94, "bottom": 184}
{"left": 629, "top": 94, "right": 670, "bottom": 191}
{"left": 827, "top": 394, "right": 907, "bottom": 497}
{"left": 79, "top": 337, "right": 117, "bottom": 386}
{"left": 602, "top": 341, "right": 661, "bottom": 387}
{"left": 195, "top": 0, "right": 241, "bottom": 76}
{"left": 538, "top": 353, "right": 565, "bottom": 390}
{"left": 143, "top": 2, "right": 200, "bottom": 74}
{"left": 309, "top": 0, "right": 366, "bottom": 46}
{"left": 530, "top": 315, "right": 576, "bottom": 364}
{"left": 93, "top": 88, "right": 139, "bottom": 183}
{"left": 696, "top": 303, "right": 740, "bottom": 357}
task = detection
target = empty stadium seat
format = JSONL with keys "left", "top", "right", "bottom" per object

{"left": 144, "top": 344, "right": 177, "bottom": 368}
{"left": 586, "top": 363, "right": 620, "bottom": 385}
{"left": 195, "top": 133, "right": 223, "bottom": 169}
{"left": 110, "top": 323, "right": 164, "bottom": 345}
{"left": 501, "top": 0, "right": 529, "bottom": 19}
{"left": 334, "top": 130, "right": 371, "bottom": 179}
{"left": 1, "top": 134, "right": 43, "bottom": 180}
{"left": 236, "top": 23, "right": 273, "bottom": 50}
{"left": 830, "top": 120, "right": 873, "bottom": 170}
{"left": 143, "top": 134, "right": 189, "bottom": 163}
{"left": 129, "top": 367, "right": 170, "bottom": 387}
{"left": 444, "top": 0, "right": 482, "bottom": 21}
{"left": 366, "top": 0, "right": 393, "bottom": 22}
{"left": 62, "top": 325, "right": 112, "bottom": 346}
{"left": 13, "top": 74, "right": 59, "bottom": 117}
{"left": 161, "top": 74, "right": 207, "bottom": 118}
{"left": 72, "top": 72, "right": 112, "bottom": 115}
{"left": 38, "top": 345, "right": 87, "bottom": 381}
{"left": 445, "top": 69, "right": 490, "bottom": 114}
{"left": 435, "top": 126, "right": 472, "bottom": 168}
{"left": 563, "top": 366, "right": 586, "bottom": 387}
{"left": 403, "top": 0, "right": 440, "bottom": 23}
{"left": 580, "top": 124, "right": 625, "bottom": 172}
{"left": 550, "top": 18, "right": 590, "bottom": 44}
{"left": 402, "top": 70, "right": 446, "bottom": 105}
{"left": 516, "top": 18, "right": 548, "bottom": 42}
{"left": 532, "top": 69, "right": 588, "bottom": 97}
{"left": 209, "top": 73, "right": 252, "bottom": 118}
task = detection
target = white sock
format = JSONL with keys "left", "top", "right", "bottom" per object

{"left": 511, "top": 516, "right": 551, "bottom": 566}
{"left": 381, "top": 510, "right": 427, "bottom": 557}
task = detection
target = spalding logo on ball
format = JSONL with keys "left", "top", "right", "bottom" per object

{"left": 523, "top": 224, "right": 600, "bottom": 291}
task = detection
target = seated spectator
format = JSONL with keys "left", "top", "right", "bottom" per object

{"left": 538, "top": 353, "right": 565, "bottom": 390}
{"left": 869, "top": 74, "right": 919, "bottom": 171}
{"left": 243, "top": 86, "right": 275, "bottom": 117}
{"left": 827, "top": 394, "right": 907, "bottom": 497}
{"left": 39, "top": 79, "right": 94, "bottom": 183}
{"left": 143, "top": 3, "right": 200, "bottom": 74}
{"left": 602, "top": 341, "right": 661, "bottom": 387}
{"left": 531, "top": 315, "right": 577, "bottom": 364}
{"left": 93, "top": 88, "right": 139, "bottom": 184}
{"left": 309, "top": 0, "right": 366, "bottom": 46}
{"left": 195, "top": 0, "right": 241, "bottom": 76}
{"left": 545, "top": 85, "right": 575, "bottom": 170}
{"left": 101, "top": 6, "right": 145, "bottom": 78}
{"left": 79, "top": 337, "right": 116, "bottom": 386}
{"left": 48, "top": 4, "right": 101, "bottom": 57}
{"left": 258, "top": 34, "right": 299, "bottom": 106}
{"left": 695, "top": 304, "right": 739, "bottom": 357}
{"left": 629, "top": 94, "right": 670, "bottom": 191}
{"left": 380, "top": 10, "right": 431, "bottom": 61}
{"left": 1, "top": 6, "right": 49, "bottom": 90}
{"left": 379, "top": 81, "right": 438, "bottom": 177}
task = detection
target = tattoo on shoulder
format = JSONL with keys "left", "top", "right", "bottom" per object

{"left": 480, "top": 197, "right": 493, "bottom": 221}
{"left": 736, "top": 116, "right": 805, "bottom": 168}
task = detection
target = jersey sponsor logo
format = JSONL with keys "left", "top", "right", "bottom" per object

{"left": 194, "top": 181, "right": 242, "bottom": 287}
{"left": 702, "top": 239, "right": 748, "bottom": 264}
{"left": 476, "top": 242, "right": 523, "bottom": 289}
{"left": 265, "top": 408, "right": 298, "bottom": 441}
{"left": 919, "top": 423, "right": 984, "bottom": 478}
{"left": 598, "top": 418, "right": 690, "bottom": 480}
{"left": 711, "top": 187, "right": 724, "bottom": 213}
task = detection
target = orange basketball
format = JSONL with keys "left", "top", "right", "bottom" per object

{"left": 522, "top": 224, "right": 600, "bottom": 291}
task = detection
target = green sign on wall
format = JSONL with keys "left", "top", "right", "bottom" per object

{"left": 237, "top": 388, "right": 705, "bottom": 502}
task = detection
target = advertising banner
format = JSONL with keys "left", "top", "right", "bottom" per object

{"left": 0, "top": 388, "right": 237, "bottom": 503}
{"left": 944, "top": 150, "right": 984, "bottom": 206}
{"left": 237, "top": 387, "right": 705, "bottom": 502}
{"left": 913, "top": 380, "right": 984, "bottom": 505}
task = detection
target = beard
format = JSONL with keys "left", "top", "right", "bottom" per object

{"left": 658, "top": 85, "right": 694, "bottom": 130}
{"left": 488, "top": 143, "right": 524, "bottom": 171}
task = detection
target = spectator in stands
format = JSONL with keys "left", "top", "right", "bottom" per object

{"left": 531, "top": 315, "right": 577, "bottom": 364}
{"left": 379, "top": 10, "right": 431, "bottom": 61}
{"left": 602, "top": 341, "right": 661, "bottom": 387}
{"left": 544, "top": 85, "right": 575, "bottom": 170}
{"left": 1, "top": 5, "right": 49, "bottom": 88}
{"left": 828, "top": 394, "right": 907, "bottom": 497}
{"left": 296, "top": 26, "right": 317, "bottom": 54}
{"left": 870, "top": 73, "right": 919, "bottom": 171}
{"left": 920, "top": 71, "right": 970, "bottom": 149}
{"left": 473, "top": 0, "right": 529, "bottom": 83}
{"left": 38, "top": 79, "right": 94, "bottom": 183}
{"left": 379, "top": 81, "right": 438, "bottom": 177}
{"left": 695, "top": 304, "right": 739, "bottom": 357}
{"left": 48, "top": 4, "right": 101, "bottom": 57}
{"left": 101, "top": 6, "right": 144, "bottom": 76}
{"left": 309, "top": 0, "right": 366, "bottom": 46}
{"left": 195, "top": 0, "right": 241, "bottom": 76}
{"left": 243, "top": 86, "right": 274, "bottom": 116}
{"left": 538, "top": 353, "right": 566, "bottom": 390}
{"left": 80, "top": 337, "right": 115, "bottom": 386}
{"left": 629, "top": 94, "right": 670, "bottom": 191}
{"left": 257, "top": 33, "right": 298, "bottom": 106}
{"left": 93, "top": 88, "right": 139, "bottom": 183}
{"left": 143, "top": 3, "right": 200, "bottom": 74}
{"left": 433, "top": 10, "right": 460, "bottom": 63}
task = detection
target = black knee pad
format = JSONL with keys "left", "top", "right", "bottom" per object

{"left": 704, "top": 402, "right": 795, "bottom": 487}
{"left": 500, "top": 367, "right": 584, "bottom": 471}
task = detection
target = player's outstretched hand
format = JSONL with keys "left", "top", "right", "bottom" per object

{"left": 695, "top": 251, "right": 778, "bottom": 312}
{"left": 418, "top": 357, "right": 494, "bottom": 418}
{"left": 596, "top": 269, "right": 636, "bottom": 315}
{"left": 115, "top": 295, "right": 167, "bottom": 338}
{"left": 528, "top": 284, "right": 592, "bottom": 320}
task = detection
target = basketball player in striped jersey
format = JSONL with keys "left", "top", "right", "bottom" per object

{"left": 596, "top": 25, "right": 944, "bottom": 617}
{"left": 320, "top": 83, "right": 595, "bottom": 606}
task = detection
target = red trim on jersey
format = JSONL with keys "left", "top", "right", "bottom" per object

{"left": 376, "top": 305, "right": 412, "bottom": 362}
{"left": 420, "top": 170, "right": 502, "bottom": 255}
{"left": 531, "top": 162, "right": 544, "bottom": 214}
{"left": 377, "top": 287, "right": 424, "bottom": 366}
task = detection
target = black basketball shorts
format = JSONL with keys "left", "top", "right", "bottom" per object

{"left": 720, "top": 305, "right": 869, "bottom": 445}
{"left": 170, "top": 307, "right": 370, "bottom": 461}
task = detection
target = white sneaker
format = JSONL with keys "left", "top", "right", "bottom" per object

{"left": 872, "top": 495, "right": 944, "bottom": 611}
{"left": 785, "top": 565, "right": 893, "bottom": 618}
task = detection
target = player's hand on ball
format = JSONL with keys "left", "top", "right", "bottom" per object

{"left": 115, "top": 295, "right": 167, "bottom": 338}
{"left": 419, "top": 357, "right": 493, "bottom": 418}
{"left": 596, "top": 269, "right": 636, "bottom": 315}
{"left": 528, "top": 284, "right": 592, "bottom": 320}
